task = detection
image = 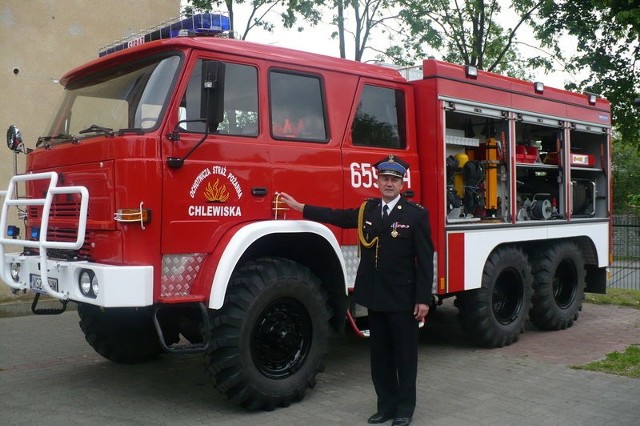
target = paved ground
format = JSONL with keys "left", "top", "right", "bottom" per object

{"left": 1, "top": 299, "right": 639, "bottom": 425}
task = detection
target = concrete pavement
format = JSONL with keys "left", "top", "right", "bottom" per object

{"left": 0, "top": 299, "right": 639, "bottom": 425}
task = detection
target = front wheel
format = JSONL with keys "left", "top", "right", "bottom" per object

{"left": 530, "top": 242, "right": 585, "bottom": 330}
{"left": 206, "top": 257, "right": 331, "bottom": 410}
{"left": 457, "top": 246, "right": 533, "bottom": 348}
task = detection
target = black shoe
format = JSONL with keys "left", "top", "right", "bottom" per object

{"left": 367, "top": 412, "right": 395, "bottom": 424}
{"left": 391, "top": 417, "right": 412, "bottom": 426}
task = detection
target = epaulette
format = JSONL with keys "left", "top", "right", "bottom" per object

{"left": 364, "top": 197, "right": 380, "bottom": 206}
{"left": 360, "top": 198, "right": 379, "bottom": 210}
{"left": 406, "top": 200, "right": 425, "bottom": 210}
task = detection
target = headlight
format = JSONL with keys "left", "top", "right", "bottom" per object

{"left": 9, "top": 263, "right": 20, "bottom": 282}
{"left": 91, "top": 273, "right": 99, "bottom": 296}
{"left": 79, "top": 270, "right": 92, "bottom": 296}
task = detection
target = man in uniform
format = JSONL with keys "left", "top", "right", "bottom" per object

{"left": 280, "top": 155, "right": 434, "bottom": 426}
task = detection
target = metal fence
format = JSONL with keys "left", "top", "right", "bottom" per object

{"left": 611, "top": 215, "right": 640, "bottom": 290}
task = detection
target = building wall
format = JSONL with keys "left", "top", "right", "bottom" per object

{"left": 0, "top": 0, "right": 180, "bottom": 300}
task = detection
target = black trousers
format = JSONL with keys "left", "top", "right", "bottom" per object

{"left": 368, "top": 309, "right": 420, "bottom": 417}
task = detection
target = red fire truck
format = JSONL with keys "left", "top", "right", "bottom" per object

{"left": 1, "top": 14, "right": 610, "bottom": 410}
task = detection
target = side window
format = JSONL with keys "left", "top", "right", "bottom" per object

{"left": 352, "top": 85, "right": 406, "bottom": 148}
{"left": 180, "top": 60, "right": 258, "bottom": 135}
{"left": 269, "top": 71, "right": 327, "bottom": 142}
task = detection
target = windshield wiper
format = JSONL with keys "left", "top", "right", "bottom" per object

{"left": 78, "top": 124, "right": 114, "bottom": 137}
{"left": 36, "top": 133, "right": 78, "bottom": 148}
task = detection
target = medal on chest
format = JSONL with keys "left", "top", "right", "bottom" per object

{"left": 391, "top": 222, "right": 399, "bottom": 238}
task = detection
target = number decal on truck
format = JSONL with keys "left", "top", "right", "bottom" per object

{"left": 350, "top": 162, "right": 411, "bottom": 189}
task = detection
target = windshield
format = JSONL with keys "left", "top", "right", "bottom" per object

{"left": 45, "top": 55, "right": 181, "bottom": 142}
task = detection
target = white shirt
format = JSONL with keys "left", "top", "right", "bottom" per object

{"left": 382, "top": 195, "right": 401, "bottom": 217}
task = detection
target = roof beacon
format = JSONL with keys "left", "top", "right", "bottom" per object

{"left": 99, "top": 13, "right": 230, "bottom": 57}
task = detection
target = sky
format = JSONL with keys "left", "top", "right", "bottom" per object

{"left": 180, "top": 1, "right": 581, "bottom": 89}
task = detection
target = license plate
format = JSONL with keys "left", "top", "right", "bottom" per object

{"left": 30, "top": 274, "right": 59, "bottom": 294}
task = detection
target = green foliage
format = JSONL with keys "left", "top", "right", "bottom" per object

{"left": 612, "top": 138, "right": 640, "bottom": 214}
{"left": 534, "top": 0, "right": 640, "bottom": 146}
{"left": 573, "top": 345, "right": 640, "bottom": 378}
{"left": 629, "top": 194, "right": 640, "bottom": 210}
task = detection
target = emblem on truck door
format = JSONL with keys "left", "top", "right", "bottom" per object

{"left": 188, "top": 165, "right": 244, "bottom": 217}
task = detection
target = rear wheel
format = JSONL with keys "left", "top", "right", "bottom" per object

{"left": 530, "top": 242, "right": 585, "bottom": 330}
{"left": 206, "top": 257, "right": 331, "bottom": 410}
{"left": 457, "top": 246, "right": 533, "bottom": 348}
{"left": 78, "top": 304, "right": 163, "bottom": 364}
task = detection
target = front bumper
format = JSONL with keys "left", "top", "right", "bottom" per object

{"left": 2, "top": 252, "right": 153, "bottom": 307}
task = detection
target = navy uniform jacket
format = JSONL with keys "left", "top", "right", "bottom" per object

{"left": 303, "top": 197, "right": 434, "bottom": 312}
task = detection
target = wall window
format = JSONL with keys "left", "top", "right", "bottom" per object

{"left": 352, "top": 85, "right": 406, "bottom": 148}
{"left": 180, "top": 60, "right": 258, "bottom": 135}
{"left": 269, "top": 70, "right": 328, "bottom": 141}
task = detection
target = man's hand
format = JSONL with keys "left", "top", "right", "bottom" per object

{"left": 414, "top": 303, "right": 429, "bottom": 323}
{"left": 278, "top": 192, "right": 305, "bottom": 212}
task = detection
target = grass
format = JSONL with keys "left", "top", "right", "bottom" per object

{"left": 585, "top": 288, "right": 640, "bottom": 309}
{"left": 577, "top": 288, "right": 640, "bottom": 378}
{"left": 573, "top": 345, "right": 640, "bottom": 378}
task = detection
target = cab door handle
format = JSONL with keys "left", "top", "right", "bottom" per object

{"left": 251, "top": 187, "right": 268, "bottom": 196}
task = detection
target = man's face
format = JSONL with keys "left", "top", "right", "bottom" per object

{"left": 377, "top": 174, "right": 403, "bottom": 202}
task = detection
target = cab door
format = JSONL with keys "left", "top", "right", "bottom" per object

{"left": 161, "top": 56, "right": 270, "bottom": 254}
{"left": 268, "top": 68, "right": 342, "bottom": 219}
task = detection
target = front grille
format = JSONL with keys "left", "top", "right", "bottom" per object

{"left": 27, "top": 196, "right": 94, "bottom": 260}
{"left": 51, "top": 228, "right": 93, "bottom": 260}
{"left": 28, "top": 228, "right": 95, "bottom": 261}
{"left": 28, "top": 200, "right": 88, "bottom": 219}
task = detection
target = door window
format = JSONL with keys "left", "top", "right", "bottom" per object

{"left": 269, "top": 70, "right": 328, "bottom": 142}
{"left": 180, "top": 60, "right": 258, "bottom": 135}
{"left": 352, "top": 85, "right": 406, "bottom": 148}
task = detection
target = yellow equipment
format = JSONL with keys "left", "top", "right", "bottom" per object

{"left": 453, "top": 152, "right": 469, "bottom": 198}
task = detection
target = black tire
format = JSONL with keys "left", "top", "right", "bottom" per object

{"left": 206, "top": 257, "right": 331, "bottom": 411}
{"left": 78, "top": 304, "right": 163, "bottom": 364}
{"left": 457, "top": 246, "right": 533, "bottom": 348}
{"left": 530, "top": 242, "right": 585, "bottom": 330}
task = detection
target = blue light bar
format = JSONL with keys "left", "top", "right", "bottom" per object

{"left": 99, "top": 13, "right": 230, "bottom": 57}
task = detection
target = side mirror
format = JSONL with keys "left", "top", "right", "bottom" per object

{"left": 6, "top": 125, "right": 24, "bottom": 152}
{"left": 202, "top": 60, "right": 225, "bottom": 132}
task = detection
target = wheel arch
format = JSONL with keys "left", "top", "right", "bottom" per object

{"left": 206, "top": 220, "right": 348, "bottom": 332}
{"left": 520, "top": 236, "right": 598, "bottom": 265}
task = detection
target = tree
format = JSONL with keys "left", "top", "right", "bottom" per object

{"left": 392, "top": 0, "right": 549, "bottom": 77}
{"left": 329, "top": 0, "right": 400, "bottom": 61}
{"left": 533, "top": 1, "right": 640, "bottom": 145}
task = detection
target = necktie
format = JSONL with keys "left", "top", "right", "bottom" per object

{"left": 382, "top": 205, "right": 389, "bottom": 222}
